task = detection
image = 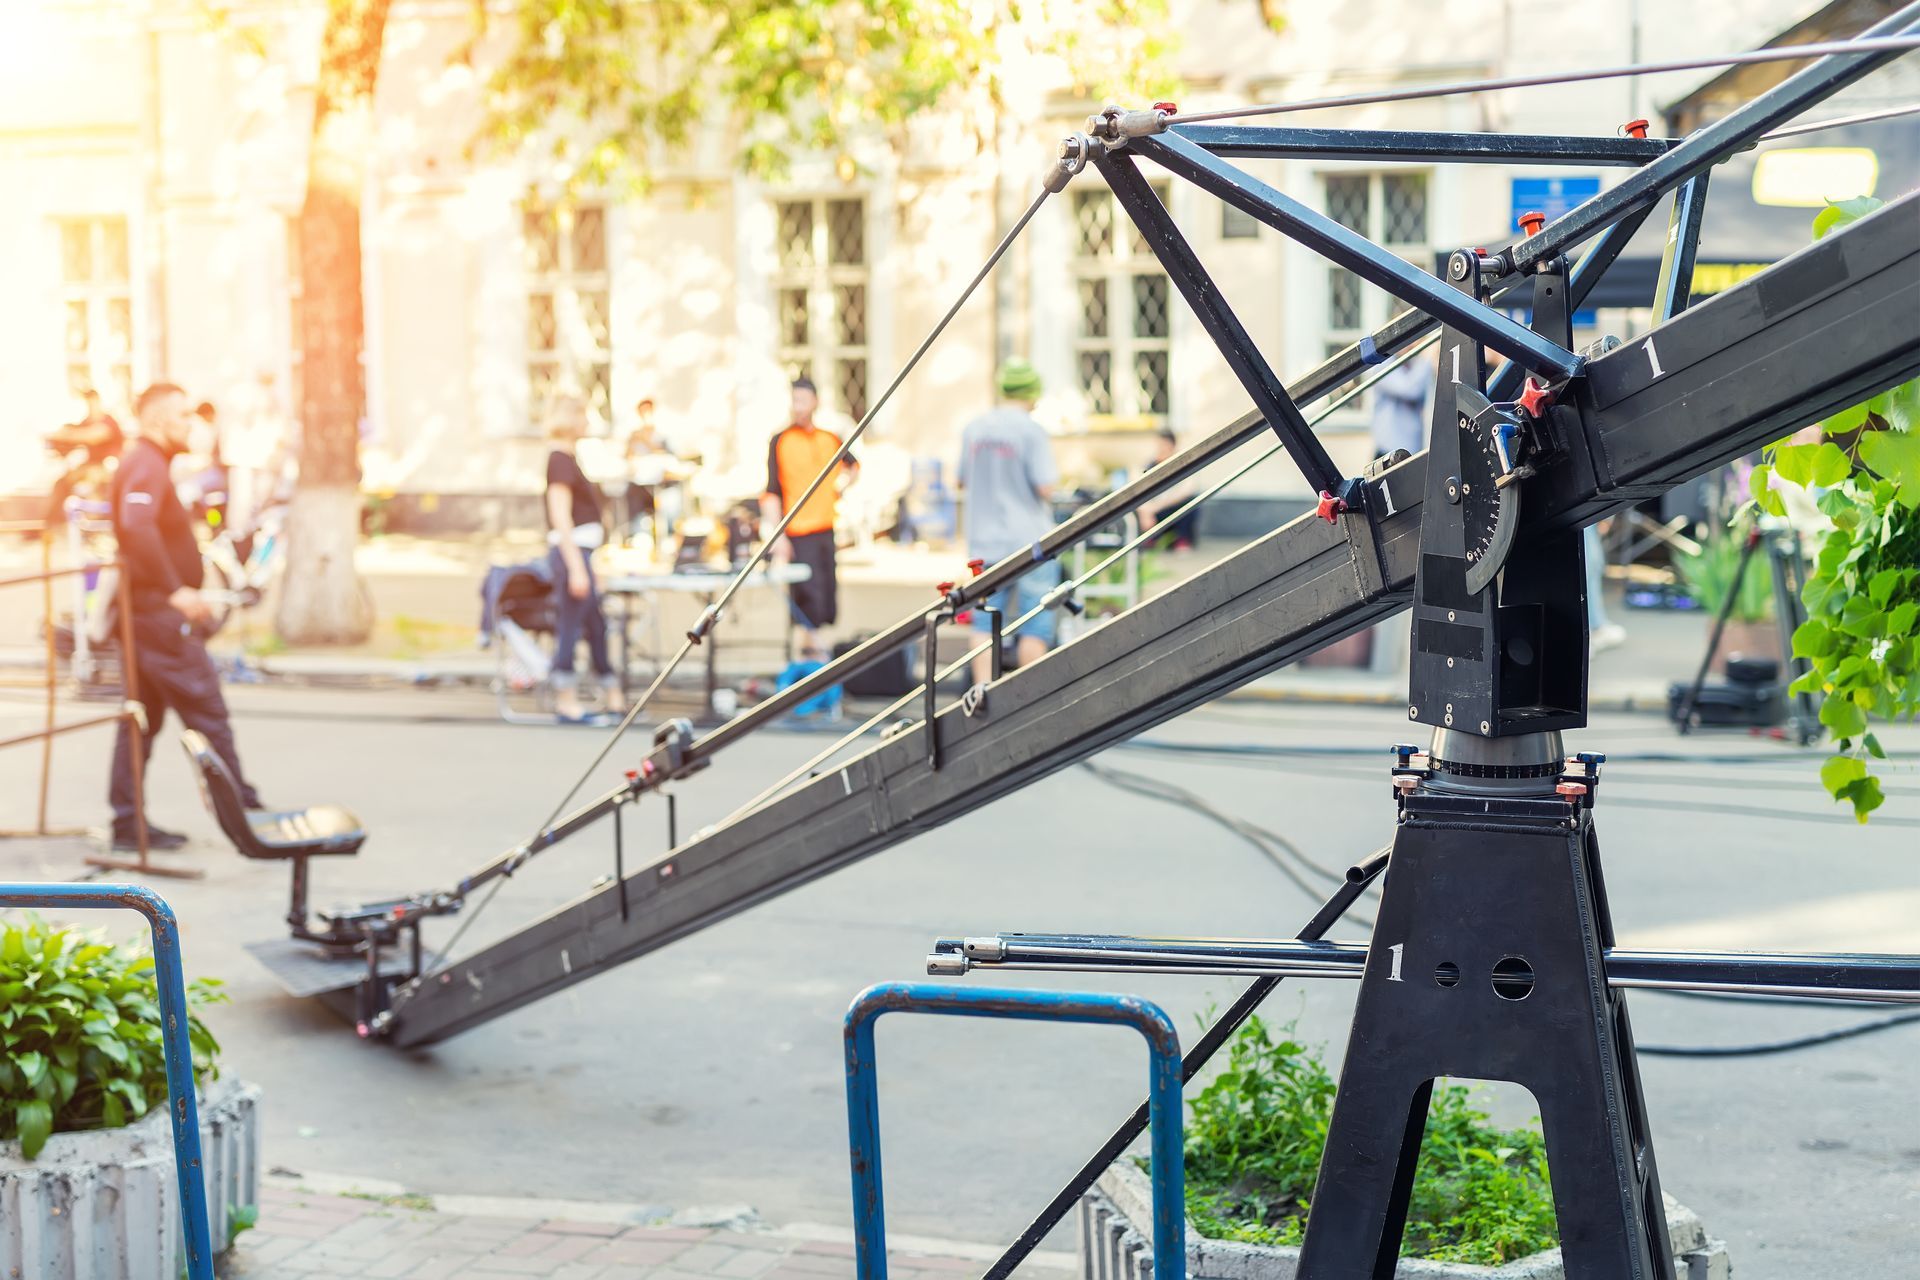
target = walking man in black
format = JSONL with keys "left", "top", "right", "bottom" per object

{"left": 108, "top": 382, "right": 262, "bottom": 850}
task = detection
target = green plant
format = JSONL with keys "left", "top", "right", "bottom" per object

{"left": 1175, "top": 1017, "right": 1558, "bottom": 1265}
{"left": 0, "top": 918, "right": 226, "bottom": 1159}
{"left": 1673, "top": 518, "right": 1774, "bottom": 624}
{"left": 1750, "top": 196, "right": 1920, "bottom": 822}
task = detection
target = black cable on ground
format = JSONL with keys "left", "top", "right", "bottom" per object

{"left": 1637, "top": 1009, "right": 1920, "bottom": 1057}
{"left": 1079, "top": 758, "right": 1359, "bottom": 918}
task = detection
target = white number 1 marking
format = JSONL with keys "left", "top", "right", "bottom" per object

{"left": 1450, "top": 346, "right": 1462, "bottom": 384}
{"left": 1386, "top": 942, "right": 1405, "bottom": 983}
{"left": 1645, "top": 339, "right": 1666, "bottom": 380}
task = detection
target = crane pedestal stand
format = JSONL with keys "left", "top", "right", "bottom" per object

{"left": 1303, "top": 251, "right": 1673, "bottom": 1277}
{"left": 1299, "top": 731, "right": 1673, "bottom": 1279}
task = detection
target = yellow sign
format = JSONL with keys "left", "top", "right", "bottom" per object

{"left": 1751, "top": 147, "right": 1879, "bottom": 208}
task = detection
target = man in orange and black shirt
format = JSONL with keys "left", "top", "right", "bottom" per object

{"left": 762, "top": 377, "right": 858, "bottom": 655}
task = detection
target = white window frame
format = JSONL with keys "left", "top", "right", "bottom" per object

{"left": 1319, "top": 170, "right": 1432, "bottom": 421}
{"left": 772, "top": 194, "right": 870, "bottom": 422}
{"left": 524, "top": 200, "right": 613, "bottom": 434}
{"left": 57, "top": 217, "right": 135, "bottom": 413}
{"left": 1069, "top": 181, "right": 1173, "bottom": 427}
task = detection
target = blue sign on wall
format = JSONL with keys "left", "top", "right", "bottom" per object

{"left": 1510, "top": 175, "right": 1602, "bottom": 228}
{"left": 1510, "top": 175, "right": 1604, "bottom": 326}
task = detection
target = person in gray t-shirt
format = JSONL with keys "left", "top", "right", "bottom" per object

{"left": 959, "top": 359, "right": 1060, "bottom": 684}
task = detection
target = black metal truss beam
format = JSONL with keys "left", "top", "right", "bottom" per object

{"left": 1094, "top": 146, "right": 1345, "bottom": 496}
{"left": 1511, "top": 0, "right": 1920, "bottom": 266}
{"left": 384, "top": 195, "right": 1919, "bottom": 1047}
{"left": 1130, "top": 132, "right": 1583, "bottom": 380}
{"left": 1176, "top": 125, "right": 1677, "bottom": 166}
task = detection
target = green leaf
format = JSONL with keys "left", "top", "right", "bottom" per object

{"left": 1864, "top": 732, "right": 1886, "bottom": 759}
{"left": 1821, "top": 696, "right": 1867, "bottom": 738}
{"left": 84, "top": 1033, "right": 129, "bottom": 1067}
{"left": 1820, "top": 754, "right": 1867, "bottom": 796}
{"left": 1771, "top": 442, "right": 1817, "bottom": 486}
{"left": 1812, "top": 196, "right": 1883, "bottom": 240}
{"left": 1821, "top": 402, "right": 1873, "bottom": 438}
{"left": 1886, "top": 601, "right": 1918, "bottom": 639}
{"left": 1791, "top": 619, "right": 1834, "bottom": 659}
{"left": 1839, "top": 595, "right": 1882, "bottom": 639}
{"left": 1860, "top": 429, "right": 1920, "bottom": 504}
{"left": 15, "top": 1050, "right": 46, "bottom": 1090}
{"left": 100, "top": 1092, "right": 125, "bottom": 1129}
{"left": 14, "top": 1099, "right": 51, "bottom": 1160}
{"left": 1838, "top": 774, "right": 1886, "bottom": 823}
{"left": 1810, "top": 442, "right": 1853, "bottom": 487}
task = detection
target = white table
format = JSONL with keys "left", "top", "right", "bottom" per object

{"left": 602, "top": 562, "right": 813, "bottom": 722}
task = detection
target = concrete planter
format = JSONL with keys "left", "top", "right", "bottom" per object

{"left": 1080, "top": 1160, "right": 1732, "bottom": 1279}
{"left": 0, "top": 1077, "right": 261, "bottom": 1279}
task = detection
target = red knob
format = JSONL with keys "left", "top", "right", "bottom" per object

{"left": 1621, "top": 118, "right": 1650, "bottom": 139}
{"left": 1153, "top": 101, "right": 1179, "bottom": 115}
{"left": 936, "top": 581, "right": 955, "bottom": 596}
{"left": 967, "top": 558, "right": 985, "bottom": 575}
{"left": 624, "top": 769, "right": 639, "bottom": 782}
{"left": 1517, "top": 210, "right": 1546, "bottom": 237}
{"left": 1517, "top": 377, "right": 1554, "bottom": 419}
{"left": 1315, "top": 491, "right": 1347, "bottom": 523}
{"left": 1556, "top": 781, "right": 1588, "bottom": 800}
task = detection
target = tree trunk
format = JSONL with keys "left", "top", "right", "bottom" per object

{"left": 276, "top": 0, "right": 390, "bottom": 645}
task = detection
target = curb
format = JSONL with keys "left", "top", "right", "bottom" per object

{"left": 261, "top": 1170, "right": 1079, "bottom": 1272}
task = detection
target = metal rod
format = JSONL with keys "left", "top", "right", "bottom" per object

{"left": 1177, "top": 124, "right": 1677, "bottom": 165}
{"left": 528, "top": 183, "right": 1059, "bottom": 835}
{"left": 0, "top": 883, "right": 216, "bottom": 1279}
{"left": 1508, "top": 7, "right": 1920, "bottom": 267}
{"left": 1652, "top": 173, "right": 1711, "bottom": 321}
{"left": 1166, "top": 35, "right": 1920, "bottom": 124}
{"left": 981, "top": 851, "right": 1390, "bottom": 1279}
{"left": 38, "top": 529, "right": 53, "bottom": 834}
{"left": 1132, "top": 132, "right": 1582, "bottom": 379}
{"left": 0, "top": 713, "right": 131, "bottom": 751}
{"left": 1096, "top": 146, "right": 1345, "bottom": 494}
{"left": 845, "top": 984, "right": 1186, "bottom": 1280}
{"left": 1761, "top": 100, "right": 1920, "bottom": 139}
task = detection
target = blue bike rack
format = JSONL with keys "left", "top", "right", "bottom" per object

{"left": 0, "top": 883, "right": 215, "bottom": 1280}
{"left": 844, "top": 982, "right": 1185, "bottom": 1279}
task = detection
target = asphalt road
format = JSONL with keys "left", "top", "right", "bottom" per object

{"left": 4, "top": 684, "right": 1917, "bottom": 1276}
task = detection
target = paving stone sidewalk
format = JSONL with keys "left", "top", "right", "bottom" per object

{"left": 223, "top": 1183, "right": 1077, "bottom": 1279}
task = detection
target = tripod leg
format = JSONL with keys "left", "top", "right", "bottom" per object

{"left": 1676, "top": 526, "right": 1761, "bottom": 733}
{"left": 1767, "top": 529, "right": 1820, "bottom": 743}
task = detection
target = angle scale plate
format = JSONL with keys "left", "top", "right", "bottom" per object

{"left": 1454, "top": 386, "right": 1522, "bottom": 597}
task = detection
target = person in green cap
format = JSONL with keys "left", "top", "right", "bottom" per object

{"left": 958, "top": 358, "right": 1061, "bottom": 687}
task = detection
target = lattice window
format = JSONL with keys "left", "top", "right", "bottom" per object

{"left": 1071, "top": 183, "right": 1173, "bottom": 423}
{"left": 1222, "top": 204, "right": 1260, "bottom": 240}
{"left": 1382, "top": 174, "right": 1428, "bottom": 245}
{"left": 525, "top": 200, "right": 613, "bottom": 432}
{"left": 58, "top": 217, "right": 134, "bottom": 411}
{"left": 1320, "top": 172, "right": 1433, "bottom": 415}
{"left": 773, "top": 196, "right": 870, "bottom": 421}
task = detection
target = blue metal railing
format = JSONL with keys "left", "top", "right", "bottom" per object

{"left": 844, "top": 982, "right": 1185, "bottom": 1279}
{"left": 0, "top": 883, "right": 214, "bottom": 1279}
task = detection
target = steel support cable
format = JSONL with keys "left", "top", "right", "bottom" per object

{"left": 1165, "top": 36, "right": 1920, "bottom": 125}
{"left": 712, "top": 332, "right": 1444, "bottom": 828}
{"left": 1759, "top": 100, "right": 1920, "bottom": 139}
{"left": 984, "top": 849, "right": 1390, "bottom": 1280}
{"left": 524, "top": 185, "right": 1057, "bottom": 839}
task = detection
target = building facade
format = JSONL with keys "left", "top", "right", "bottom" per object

{"left": 3, "top": 0, "right": 1905, "bottom": 531}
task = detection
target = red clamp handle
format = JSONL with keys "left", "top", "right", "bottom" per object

{"left": 967, "top": 558, "right": 985, "bottom": 576}
{"left": 1621, "top": 118, "right": 1650, "bottom": 139}
{"left": 1153, "top": 101, "right": 1179, "bottom": 115}
{"left": 1516, "top": 209, "right": 1547, "bottom": 237}
{"left": 935, "top": 581, "right": 956, "bottom": 597}
{"left": 1517, "top": 377, "right": 1554, "bottom": 419}
{"left": 1315, "top": 491, "right": 1347, "bottom": 523}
